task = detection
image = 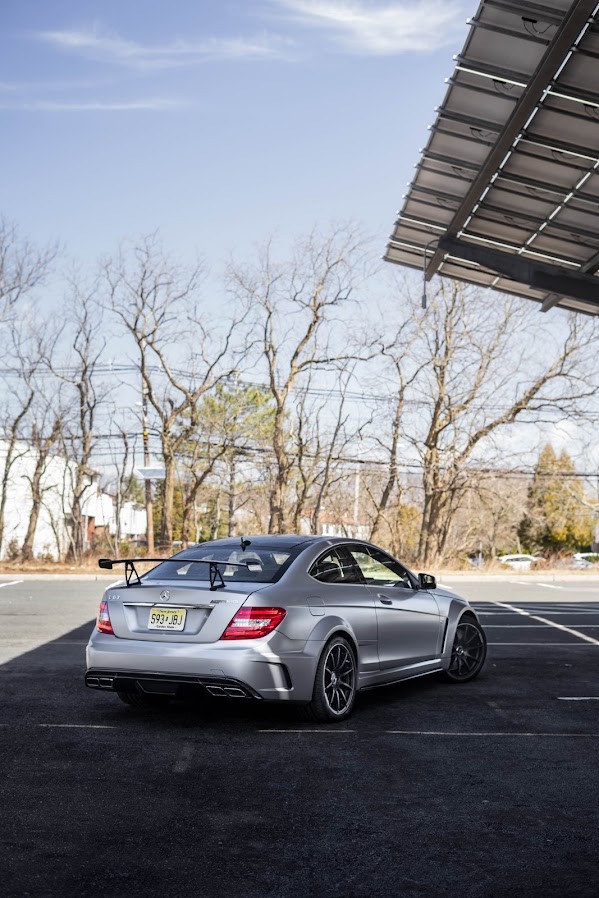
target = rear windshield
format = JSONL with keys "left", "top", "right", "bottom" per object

{"left": 143, "top": 545, "right": 300, "bottom": 584}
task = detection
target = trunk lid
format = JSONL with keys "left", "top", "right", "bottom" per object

{"left": 104, "top": 580, "right": 263, "bottom": 643}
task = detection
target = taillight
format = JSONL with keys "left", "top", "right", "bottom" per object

{"left": 97, "top": 599, "right": 114, "bottom": 635}
{"left": 221, "top": 606, "right": 286, "bottom": 640}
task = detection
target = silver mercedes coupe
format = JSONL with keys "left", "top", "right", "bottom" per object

{"left": 85, "top": 535, "right": 487, "bottom": 722}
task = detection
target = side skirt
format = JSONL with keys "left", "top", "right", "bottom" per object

{"left": 359, "top": 664, "right": 444, "bottom": 692}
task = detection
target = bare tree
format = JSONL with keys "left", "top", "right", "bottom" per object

{"left": 0, "top": 315, "right": 55, "bottom": 557}
{"left": 48, "top": 277, "right": 107, "bottom": 561}
{"left": 363, "top": 317, "right": 426, "bottom": 545}
{"left": 0, "top": 218, "right": 58, "bottom": 321}
{"left": 226, "top": 224, "right": 373, "bottom": 532}
{"left": 0, "top": 221, "right": 58, "bottom": 558}
{"left": 291, "top": 363, "right": 368, "bottom": 535}
{"left": 20, "top": 413, "right": 62, "bottom": 562}
{"left": 395, "top": 279, "right": 599, "bottom": 565}
{"left": 99, "top": 424, "right": 141, "bottom": 556}
{"left": 104, "top": 232, "right": 250, "bottom": 552}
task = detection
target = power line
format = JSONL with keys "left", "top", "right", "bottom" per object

{"left": 2, "top": 363, "right": 598, "bottom": 418}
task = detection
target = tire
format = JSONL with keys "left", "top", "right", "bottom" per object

{"left": 302, "top": 636, "right": 357, "bottom": 722}
{"left": 117, "top": 690, "right": 171, "bottom": 708}
{"left": 441, "top": 617, "right": 487, "bottom": 683}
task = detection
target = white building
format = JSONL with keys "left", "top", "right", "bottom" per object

{"left": 0, "top": 440, "right": 146, "bottom": 560}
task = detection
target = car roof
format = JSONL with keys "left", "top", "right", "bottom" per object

{"left": 185, "top": 534, "right": 324, "bottom": 552}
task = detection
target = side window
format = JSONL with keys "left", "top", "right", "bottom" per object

{"left": 348, "top": 545, "right": 412, "bottom": 588}
{"left": 309, "top": 549, "right": 363, "bottom": 585}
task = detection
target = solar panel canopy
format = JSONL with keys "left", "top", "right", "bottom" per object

{"left": 385, "top": 0, "right": 599, "bottom": 315}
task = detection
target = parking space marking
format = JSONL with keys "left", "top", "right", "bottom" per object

{"left": 259, "top": 729, "right": 356, "bottom": 733}
{"left": 477, "top": 610, "right": 599, "bottom": 615}
{"left": 512, "top": 581, "right": 564, "bottom": 589}
{"left": 485, "top": 624, "right": 599, "bottom": 629}
{"left": 2, "top": 725, "right": 596, "bottom": 738}
{"left": 385, "top": 730, "right": 599, "bottom": 737}
{"left": 257, "top": 729, "right": 599, "bottom": 737}
{"left": 487, "top": 600, "right": 599, "bottom": 646}
{"left": 38, "top": 724, "right": 116, "bottom": 729}
{"left": 0, "top": 580, "right": 23, "bottom": 589}
{"left": 557, "top": 697, "right": 599, "bottom": 701}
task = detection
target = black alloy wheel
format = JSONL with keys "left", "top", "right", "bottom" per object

{"left": 442, "top": 618, "right": 487, "bottom": 683}
{"left": 303, "top": 636, "right": 357, "bottom": 722}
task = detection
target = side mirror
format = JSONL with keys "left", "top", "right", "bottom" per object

{"left": 246, "top": 561, "right": 262, "bottom": 572}
{"left": 418, "top": 572, "right": 436, "bottom": 590}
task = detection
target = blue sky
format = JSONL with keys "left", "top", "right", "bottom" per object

{"left": 1, "top": 0, "right": 473, "bottom": 271}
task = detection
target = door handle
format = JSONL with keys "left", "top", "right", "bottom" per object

{"left": 378, "top": 596, "right": 393, "bottom": 605}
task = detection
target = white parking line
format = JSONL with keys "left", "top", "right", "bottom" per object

{"left": 557, "top": 697, "right": 599, "bottom": 701}
{"left": 258, "top": 729, "right": 598, "bottom": 737}
{"left": 487, "top": 600, "right": 599, "bottom": 646}
{"left": 259, "top": 729, "right": 356, "bottom": 734}
{"left": 385, "top": 730, "right": 598, "bottom": 737}
{"left": 511, "top": 581, "right": 565, "bottom": 589}
{"left": 38, "top": 724, "right": 116, "bottom": 729}
{"left": 2, "top": 724, "right": 596, "bottom": 738}
{"left": 0, "top": 580, "right": 23, "bottom": 589}
{"left": 485, "top": 624, "right": 599, "bottom": 629}
{"left": 477, "top": 611, "right": 599, "bottom": 615}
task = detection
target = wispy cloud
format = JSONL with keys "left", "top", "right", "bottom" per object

{"left": 0, "top": 98, "right": 188, "bottom": 112}
{"left": 272, "top": 0, "right": 466, "bottom": 54}
{"left": 0, "top": 78, "right": 116, "bottom": 94}
{"left": 36, "top": 27, "right": 292, "bottom": 69}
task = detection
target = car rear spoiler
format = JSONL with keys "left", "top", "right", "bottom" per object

{"left": 98, "top": 556, "right": 261, "bottom": 590}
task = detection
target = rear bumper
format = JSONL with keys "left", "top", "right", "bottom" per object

{"left": 86, "top": 632, "right": 316, "bottom": 701}
{"left": 85, "top": 669, "right": 267, "bottom": 700}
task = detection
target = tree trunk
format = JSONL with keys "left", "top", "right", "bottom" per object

{"left": 20, "top": 455, "right": 46, "bottom": 561}
{"left": 227, "top": 454, "right": 237, "bottom": 537}
{"left": 161, "top": 451, "right": 176, "bottom": 553}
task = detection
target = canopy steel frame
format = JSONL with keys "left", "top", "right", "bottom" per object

{"left": 438, "top": 236, "right": 599, "bottom": 309}
{"left": 424, "top": 0, "right": 599, "bottom": 281}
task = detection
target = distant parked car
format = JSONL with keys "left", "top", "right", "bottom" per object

{"left": 571, "top": 553, "right": 599, "bottom": 568}
{"left": 498, "top": 554, "right": 540, "bottom": 571}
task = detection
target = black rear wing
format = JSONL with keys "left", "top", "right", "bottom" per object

{"left": 98, "top": 556, "right": 261, "bottom": 590}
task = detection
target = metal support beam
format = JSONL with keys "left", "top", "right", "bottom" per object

{"left": 540, "top": 293, "right": 561, "bottom": 312}
{"left": 425, "top": 0, "right": 599, "bottom": 281}
{"left": 439, "top": 236, "right": 599, "bottom": 308}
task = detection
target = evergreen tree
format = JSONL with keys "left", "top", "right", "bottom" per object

{"left": 519, "top": 443, "right": 593, "bottom": 553}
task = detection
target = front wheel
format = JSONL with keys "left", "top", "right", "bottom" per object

{"left": 302, "top": 636, "right": 357, "bottom": 722}
{"left": 441, "top": 618, "right": 487, "bottom": 683}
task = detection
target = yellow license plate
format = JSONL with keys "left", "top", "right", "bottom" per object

{"left": 148, "top": 607, "right": 186, "bottom": 631}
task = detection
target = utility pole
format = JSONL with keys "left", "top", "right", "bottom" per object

{"left": 353, "top": 466, "right": 360, "bottom": 538}
{"left": 141, "top": 387, "right": 155, "bottom": 554}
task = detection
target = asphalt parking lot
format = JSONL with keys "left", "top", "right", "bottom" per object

{"left": 1, "top": 575, "right": 598, "bottom": 897}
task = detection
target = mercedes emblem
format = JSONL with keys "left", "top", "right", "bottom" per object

{"left": 160, "top": 589, "right": 171, "bottom": 602}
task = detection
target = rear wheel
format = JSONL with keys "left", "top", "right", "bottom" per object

{"left": 117, "top": 690, "right": 171, "bottom": 708}
{"left": 302, "top": 636, "right": 357, "bottom": 722}
{"left": 441, "top": 618, "right": 487, "bottom": 682}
